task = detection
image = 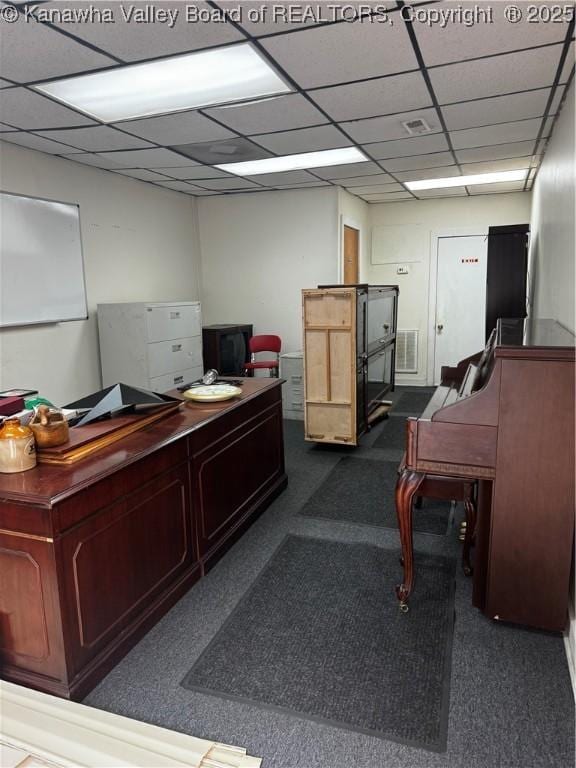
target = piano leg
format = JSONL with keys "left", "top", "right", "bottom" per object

{"left": 462, "top": 481, "right": 477, "bottom": 577}
{"left": 395, "top": 468, "right": 424, "bottom": 611}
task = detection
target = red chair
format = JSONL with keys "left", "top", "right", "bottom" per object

{"left": 243, "top": 335, "right": 281, "bottom": 377}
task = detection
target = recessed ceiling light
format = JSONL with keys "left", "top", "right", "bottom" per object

{"left": 406, "top": 169, "right": 528, "bottom": 191}
{"left": 34, "top": 43, "right": 292, "bottom": 123}
{"left": 216, "top": 147, "right": 369, "bottom": 176}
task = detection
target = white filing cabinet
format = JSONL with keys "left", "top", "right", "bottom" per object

{"left": 280, "top": 352, "right": 304, "bottom": 420}
{"left": 98, "top": 301, "right": 203, "bottom": 393}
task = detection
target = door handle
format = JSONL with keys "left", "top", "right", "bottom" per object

{"left": 437, "top": 323, "right": 444, "bottom": 333}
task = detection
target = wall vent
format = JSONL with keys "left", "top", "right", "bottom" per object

{"left": 402, "top": 118, "right": 432, "bottom": 136}
{"left": 396, "top": 330, "right": 418, "bottom": 373}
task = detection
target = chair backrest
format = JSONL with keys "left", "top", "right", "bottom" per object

{"left": 249, "top": 334, "right": 281, "bottom": 354}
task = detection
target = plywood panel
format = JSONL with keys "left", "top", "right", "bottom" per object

{"left": 305, "top": 403, "right": 353, "bottom": 443}
{"left": 303, "top": 291, "right": 352, "bottom": 327}
{"left": 329, "top": 330, "right": 353, "bottom": 402}
{"left": 304, "top": 329, "right": 328, "bottom": 401}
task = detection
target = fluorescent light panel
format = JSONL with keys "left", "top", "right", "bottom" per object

{"left": 34, "top": 43, "right": 292, "bottom": 123}
{"left": 406, "top": 169, "right": 528, "bottom": 191}
{"left": 217, "top": 147, "right": 369, "bottom": 176}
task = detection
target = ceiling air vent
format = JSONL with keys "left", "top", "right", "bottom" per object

{"left": 402, "top": 118, "right": 432, "bottom": 136}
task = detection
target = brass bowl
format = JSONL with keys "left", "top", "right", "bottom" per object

{"left": 30, "top": 418, "right": 69, "bottom": 448}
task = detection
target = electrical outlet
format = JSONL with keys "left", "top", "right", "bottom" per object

{"left": 397, "top": 265, "right": 410, "bottom": 275}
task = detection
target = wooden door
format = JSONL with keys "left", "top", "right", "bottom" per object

{"left": 343, "top": 226, "right": 359, "bottom": 284}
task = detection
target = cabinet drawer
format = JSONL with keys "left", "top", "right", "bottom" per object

{"left": 150, "top": 365, "right": 203, "bottom": 393}
{"left": 148, "top": 337, "right": 202, "bottom": 377}
{"left": 146, "top": 304, "right": 201, "bottom": 342}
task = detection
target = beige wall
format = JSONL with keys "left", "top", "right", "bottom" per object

{"left": 529, "top": 82, "right": 575, "bottom": 331}
{"left": 366, "top": 193, "right": 532, "bottom": 384}
{"left": 198, "top": 187, "right": 339, "bottom": 355}
{"left": 0, "top": 141, "right": 201, "bottom": 404}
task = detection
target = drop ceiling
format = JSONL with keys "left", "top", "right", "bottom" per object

{"left": 0, "top": 0, "right": 573, "bottom": 202}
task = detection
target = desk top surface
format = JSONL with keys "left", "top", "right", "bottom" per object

{"left": 0, "top": 378, "right": 282, "bottom": 507}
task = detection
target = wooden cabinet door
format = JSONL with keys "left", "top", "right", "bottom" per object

{"left": 59, "top": 465, "right": 195, "bottom": 675}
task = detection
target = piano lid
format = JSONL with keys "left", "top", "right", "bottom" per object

{"left": 497, "top": 317, "right": 575, "bottom": 349}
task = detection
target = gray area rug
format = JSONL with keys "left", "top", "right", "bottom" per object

{"left": 300, "top": 457, "right": 452, "bottom": 535}
{"left": 373, "top": 414, "right": 409, "bottom": 451}
{"left": 394, "top": 391, "right": 433, "bottom": 414}
{"left": 182, "top": 535, "right": 456, "bottom": 752}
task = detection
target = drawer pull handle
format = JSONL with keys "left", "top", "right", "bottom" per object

{"left": 174, "top": 375, "right": 184, "bottom": 384}
{"left": 307, "top": 433, "right": 325, "bottom": 439}
{"left": 172, "top": 344, "right": 182, "bottom": 352}
{"left": 170, "top": 312, "right": 181, "bottom": 320}
{"left": 291, "top": 376, "right": 302, "bottom": 383}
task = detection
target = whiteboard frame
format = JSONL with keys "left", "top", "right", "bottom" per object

{"left": 0, "top": 190, "right": 89, "bottom": 328}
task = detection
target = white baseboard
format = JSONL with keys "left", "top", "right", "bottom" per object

{"left": 394, "top": 375, "right": 429, "bottom": 387}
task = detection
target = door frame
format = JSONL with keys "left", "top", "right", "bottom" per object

{"left": 339, "top": 216, "right": 362, "bottom": 284}
{"left": 426, "top": 226, "right": 489, "bottom": 386}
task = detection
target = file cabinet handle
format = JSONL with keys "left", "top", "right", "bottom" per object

{"left": 172, "top": 344, "right": 182, "bottom": 352}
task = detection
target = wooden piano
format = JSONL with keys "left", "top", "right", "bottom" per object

{"left": 395, "top": 318, "right": 575, "bottom": 632}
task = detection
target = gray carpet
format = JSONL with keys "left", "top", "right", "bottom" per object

{"left": 300, "top": 456, "right": 452, "bottom": 535}
{"left": 373, "top": 414, "right": 409, "bottom": 451}
{"left": 84, "top": 396, "right": 575, "bottom": 768}
{"left": 182, "top": 536, "right": 455, "bottom": 752}
{"left": 394, "top": 390, "right": 434, "bottom": 414}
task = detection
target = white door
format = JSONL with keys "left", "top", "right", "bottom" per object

{"left": 433, "top": 235, "right": 488, "bottom": 384}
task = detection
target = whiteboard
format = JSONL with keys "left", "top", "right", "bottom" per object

{"left": 0, "top": 192, "right": 88, "bottom": 327}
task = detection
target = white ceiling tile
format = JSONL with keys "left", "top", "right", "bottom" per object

{"left": 43, "top": 1, "right": 244, "bottom": 61}
{"left": 311, "top": 71, "right": 432, "bottom": 121}
{"left": 344, "top": 183, "right": 404, "bottom": 194}
{"left": 430, "top": 46, "right": 563, "bottom": 104}
{"left": 559, "top": 41, "right": 575, "bottom": 82}
{"left": 461, "top": 157, "right": 535, "bottom": 174}
{"left": 395, "top": 165, "right": 460, "bottom": 181}
{"left": 0, "top": 88, "right": 96, "bottom": 129}
{"left": 442, "top": 89, "right": 551, "bottom": 130}
{"left": 248, "top": 169, "right": 319, "bottom": 185}
{"left": 361, "top": 192, "right": 413, "bottom": 202}
{"left": 0, "top": 79, "right": 14, "bottom": 88}
{"left": 36, "top": 125, "right": 154, "bottom": 151}
{"left": 0, "top": 122, "right": 17, "bottom": 131}
{"left": 342, "top": 107, "right": 442, "bottom": 143}
{"left": 151, "top": 180, "right": 205, "bottom": 192}
{"left": 238, "top": 1, "right": 396, "bottom": 36}
{"left": 0, "top": 132, "right": 81, "bottom": 154}
{"left": 204, "top": 94, "right": 327, "bottom": 134}
{"left": 112, "top": 169, "right": 173, "bottom": 181}
{"left": 384, "top": 151, "right": 455, "bottom": 171}
{"left": 341, "top": 173, "right": 394, "bottom": 186}
{"left": 415, "top": 1, "right": 568, "bottom": 66}
{"left": 261, "top": 19, "right": 418, "bottom": 88}
{"left": 62, "top": 152, "right": 128, "bottom": 169}
{"left": 416, "top": 187, "right": 467, "bottom": 198}
{"left": 96, "top": 148, "right": 194, "bottom": 167}
{"left": 118, "top": 112, "right": 235, "bottom": 146}
{"left": 0, "top": 8, "right": 116, "bottom": 82}
{"left": 313, "top": 161, "right": 383, "bottom": 179}
{"left": 273, "top": 181, "right": 331, "bottom": 188}
{"left": 456, "top": 140, "right": 538, "bottom": 163}
{"left": 366, "top": 133, "right": 449, "bottom": 160}
{"left": 468, "top": 181, "right": 528, "bottom": 194}
{"left": 250, "top": 125, "right": 351, "bottom": 153}
{"left": 450, "top": 118, "right": 542, "bottom": 149}
{"left": 155, "top": 166, "right": 232, "bottom": 180}
{"left": 195, "top": 178, "right": 262, "bottom": 190}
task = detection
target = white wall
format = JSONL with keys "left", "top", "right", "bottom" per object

{"left": 198, "top": 187, "right": 339, "bottom": 354}
{"left": 0, "top": 141, "right": 201, "bottom": 404}
{"left": 366, "top": 193, "right": 532, "bottom": 384}
{"left": 529, "top": 82, "right": 575, "bottom": 332}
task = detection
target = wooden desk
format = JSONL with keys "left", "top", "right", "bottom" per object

{"left": 0, "top": 379, "right": 286, "bottom": 700}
